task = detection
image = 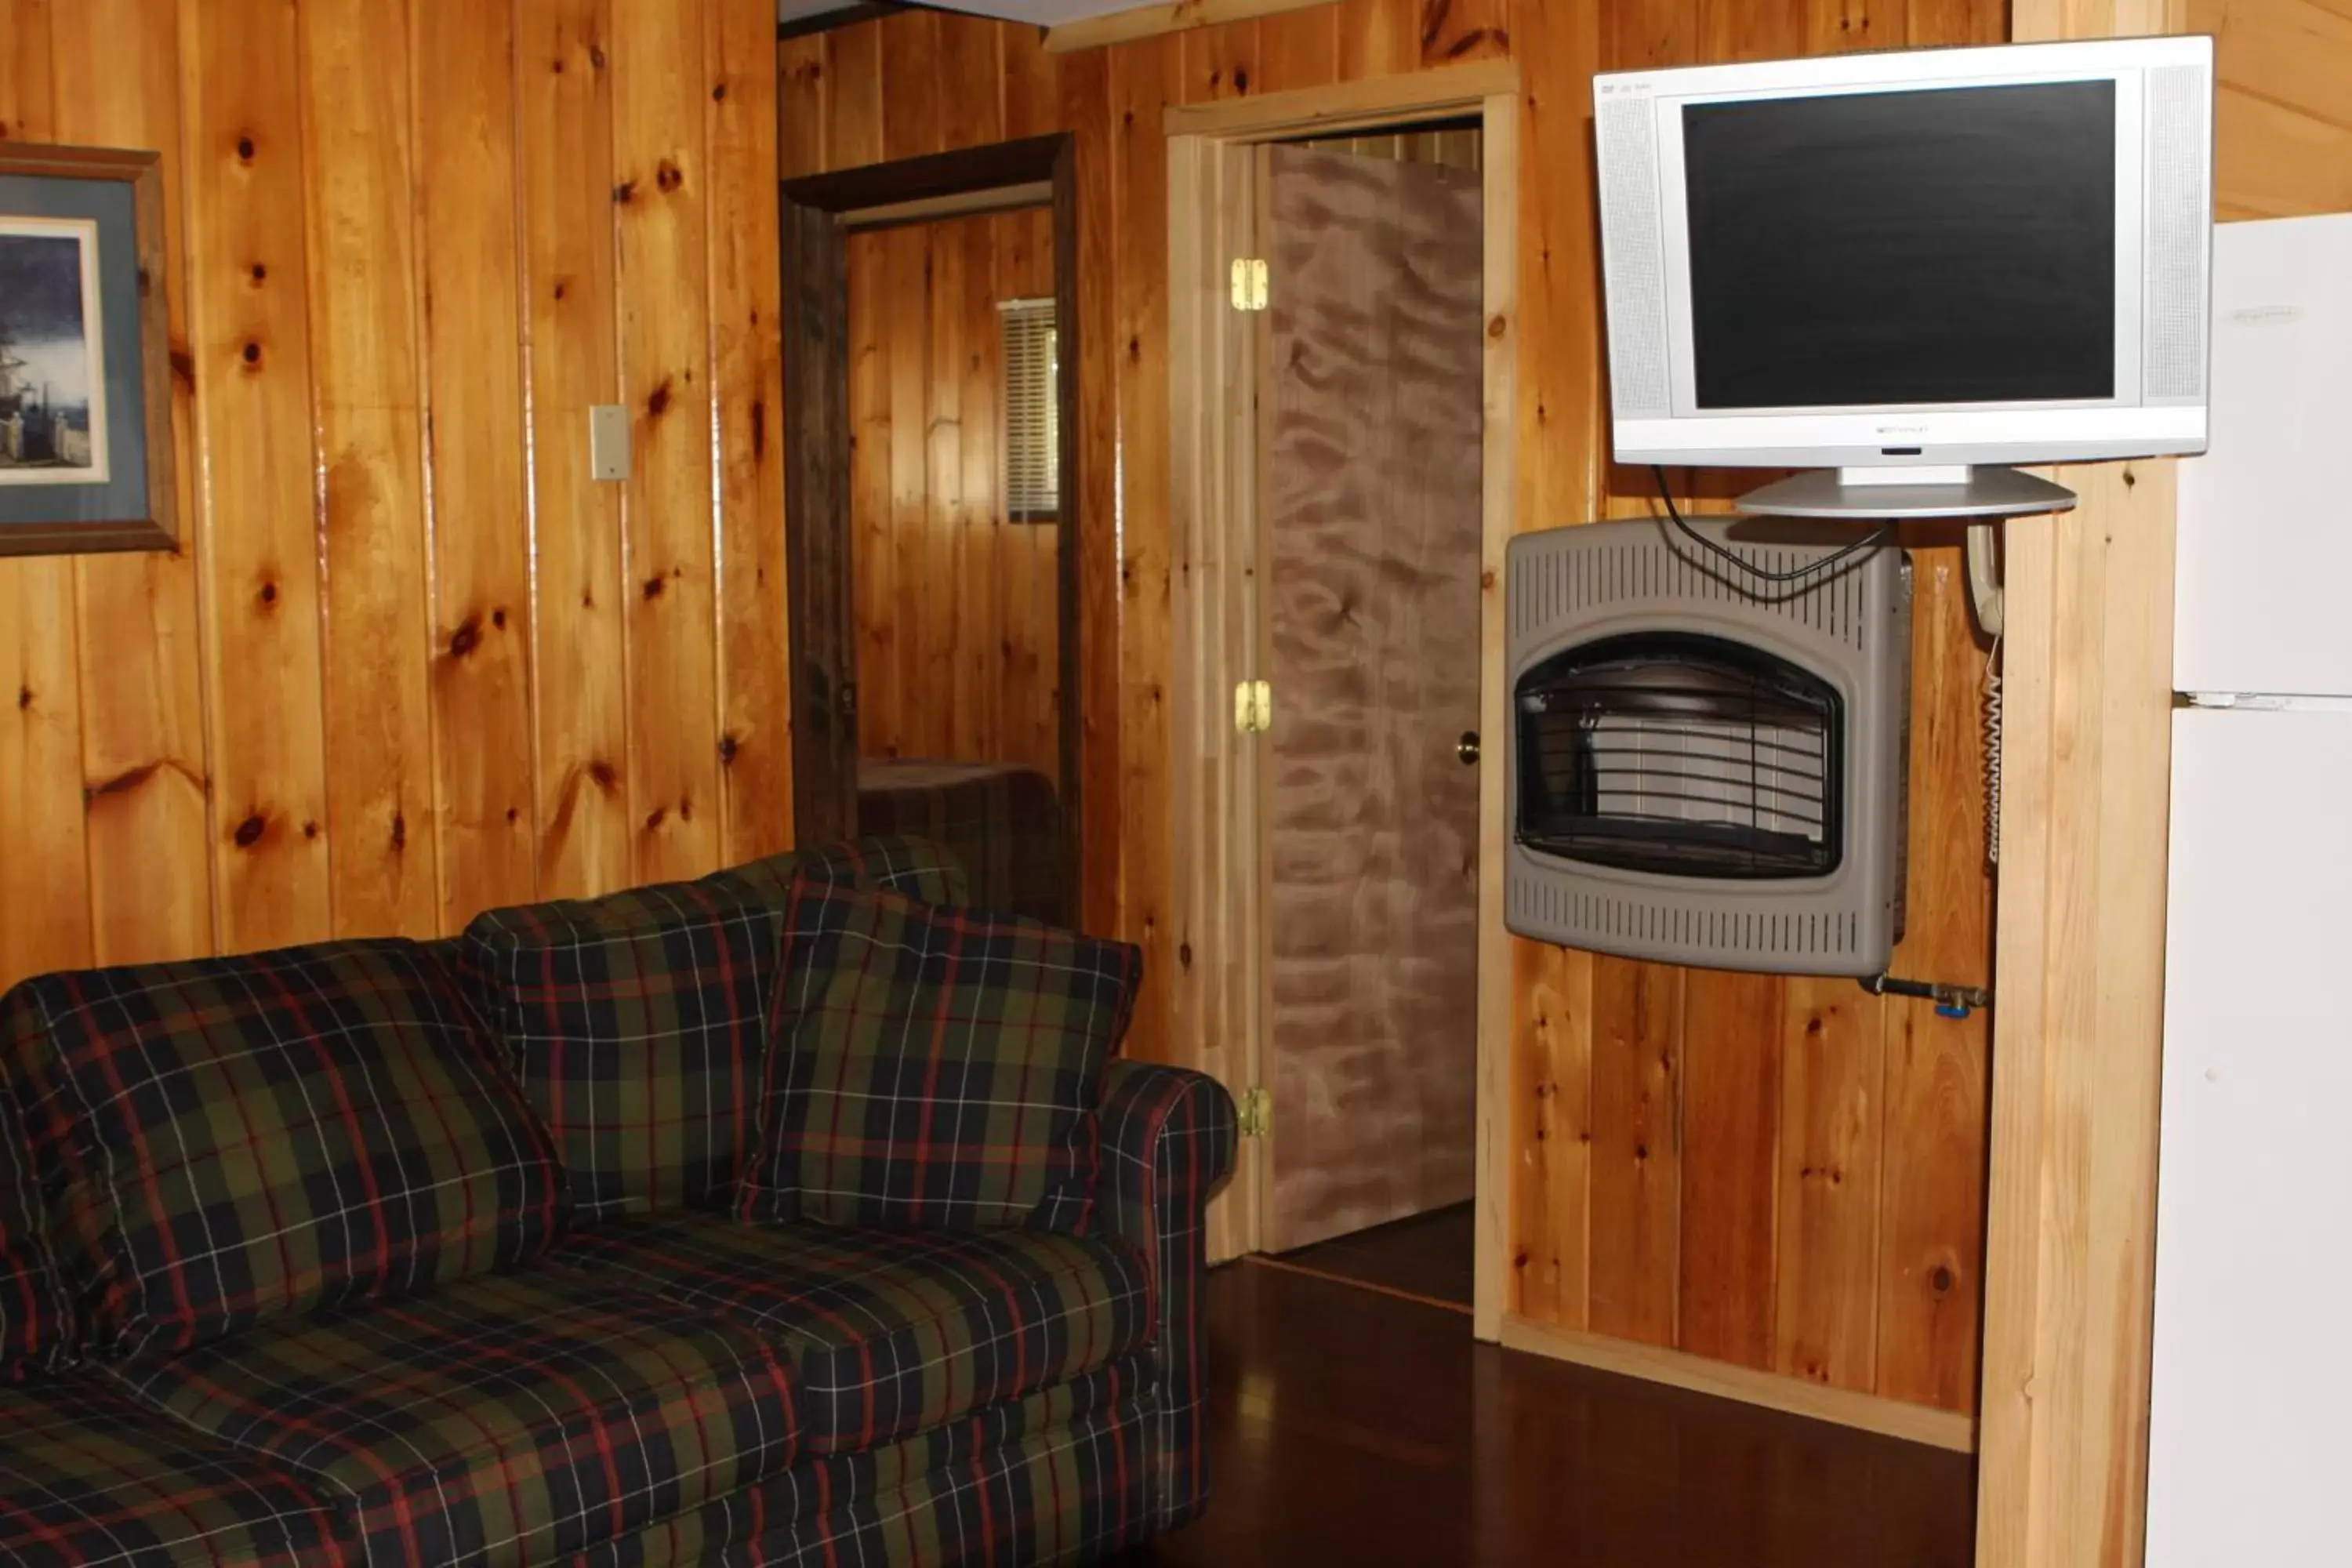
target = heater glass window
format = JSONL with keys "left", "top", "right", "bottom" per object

{"left": 1515, "top": 633, "right": 1842, "bottom": 879}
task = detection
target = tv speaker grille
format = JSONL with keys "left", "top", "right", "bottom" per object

{"left": 2143, "top": 62, "right": 2210, "bottom": 402}
{"left": 1598, "top": 96, "right": 1671, "bottom": 419}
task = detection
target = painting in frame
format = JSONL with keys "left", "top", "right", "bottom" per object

{"left": 0, "top": 142, "right": 176, "bottom": 556}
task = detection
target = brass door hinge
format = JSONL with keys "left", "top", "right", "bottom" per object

{"left": 1229, "top": 257, "right": 1269, "bottom": 312}
{"left": 1232, "top": 678, "right": 1272, "bottom": 735}
{"left": 1236, "top": 1086, "right": 1272, "bottom": 1138}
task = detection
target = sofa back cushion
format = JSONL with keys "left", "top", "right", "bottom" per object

{"left": 458, "top": 838, "right": 969, "bottom": 1221}
{"left": 0, "top": 1050, "right": 72, "bottom": 1381}
{"left": 1, "top": 940, "right": 566, "bottom": 1357}
{"left": 740, "top": 882, "right": 1139, "bottom": 1232}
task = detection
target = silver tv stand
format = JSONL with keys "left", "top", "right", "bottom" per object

{"left": 1737, "top": 464, "right": 2078, "bottom": 521}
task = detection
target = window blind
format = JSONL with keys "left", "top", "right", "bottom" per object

{"left": 998, "top": 297, "right": 1058, "bottom": 521}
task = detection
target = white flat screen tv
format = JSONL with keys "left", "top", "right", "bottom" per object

{"left": 1593, "top": 38, "right": 2213, "bottom": 510}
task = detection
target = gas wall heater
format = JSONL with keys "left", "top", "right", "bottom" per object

{"left": 1504, "top": 519, "right": 1911, "bottom": 976}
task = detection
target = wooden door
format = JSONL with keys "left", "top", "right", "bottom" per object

{"left": 1261, "top": 146, "right": 1485, "bottom": 1254}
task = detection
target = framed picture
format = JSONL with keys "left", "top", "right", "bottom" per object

{"left": 0, "top": 143, "right": 176, "bottom": 556}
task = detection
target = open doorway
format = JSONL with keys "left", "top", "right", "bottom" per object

{"left": 780, "top": 139, "right": 1083, "bottom": 927}
{"left": 843, "top": 204, "right": 1069, "bottom": 924}
{"left": 1163, "top": 66, "right": 1518, "bottom": 1329}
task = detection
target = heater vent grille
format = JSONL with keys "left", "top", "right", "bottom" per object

{"left": 1509, "top": 534, "right": 1877, "bottom": 653}
{"left": 1506, "top": 877, "right": 1864, "bottom": 963}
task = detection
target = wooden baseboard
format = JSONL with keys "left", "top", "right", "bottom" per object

{"left": 1500, "top": 1314, "right": 1978, "bottom": 1454}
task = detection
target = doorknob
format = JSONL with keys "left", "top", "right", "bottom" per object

{"left": 1457, "top": 731, "right": 1480, "bottom": 766}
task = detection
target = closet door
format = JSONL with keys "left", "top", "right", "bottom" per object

{"left": 1261, "top": 144, "right": 1484, "bottom": 1252}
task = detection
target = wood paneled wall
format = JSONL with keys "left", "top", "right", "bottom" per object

{"left": 779, "top": 0, "right": 2001, "bottom": 1417}
{"left": 0, "top": 0, "right": 790, "bottom": 996}
{"left": 848, "top": 207, "right": 1062, "bottom": 781}
{"left": 1560, "top": 0, "right": 2006, "bottom": 1421}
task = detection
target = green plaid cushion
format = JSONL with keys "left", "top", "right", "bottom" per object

{"left": 0, "top": 1027, "right": 72, "bottom": 1381}
{"left": 2, "top": 939, "right": 567, "bottom": 1357}
{"left": 107, "top": 1271, "right": 802, "bottom": 1568}
{"left": 741, "top": 883, "right": 1140, "bottom": 1232}
{"left": 554, "top": 1212, "right": 1152, "bottom": 1454}
{"left": 574, "top": 1356, "right": 1156, "bottom": 1566}
{"left": 0, "top": 1374, "right": 351, "bottom": 1566}
{"left": 458, "top": 838, "right": 971, "bottom": 1221}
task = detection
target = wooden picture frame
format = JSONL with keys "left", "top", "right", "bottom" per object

{"left": 0, "top": 142, "right": 176, "bottom": 556}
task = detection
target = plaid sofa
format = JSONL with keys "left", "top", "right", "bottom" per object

{"left": 0, "top": 839, "right": 1236, "bottom": 1568}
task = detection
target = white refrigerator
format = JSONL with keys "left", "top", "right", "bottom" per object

{"left": 2146, "top": 212, "right": 2352, "bottom": 1567}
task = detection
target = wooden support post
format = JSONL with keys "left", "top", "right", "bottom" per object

{"left": 1974, "top": 6, "right": 2187, "bottom": 1566}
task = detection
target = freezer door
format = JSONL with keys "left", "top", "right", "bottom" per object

{"left": 2147, "top": 707, "right": 2352, "bottom": 1567}
{"left": 2176, "top": 213, "right": 2352, "bottom": 699}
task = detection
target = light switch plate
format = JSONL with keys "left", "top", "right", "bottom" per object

{"left": 589, "top": 405, "right": 630, "bottom": 482}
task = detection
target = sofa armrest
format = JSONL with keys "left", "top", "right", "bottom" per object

{"left": 1095, "top": 1058, "right": 1236, "bottom": 1531}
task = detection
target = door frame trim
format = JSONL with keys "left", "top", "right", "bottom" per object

{"left": 1163, "top": 61, "right": 1520, "bottom": 1339}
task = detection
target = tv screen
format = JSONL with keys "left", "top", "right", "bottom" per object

{"left": 1682, "top": 81, "right": 2119, "bottom": 411}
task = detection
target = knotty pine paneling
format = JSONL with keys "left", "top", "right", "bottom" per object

{"left": 416, "top": 0, "right": 539, "bottom": 925}
{"left": 706, "top": 0, "right": 794, "bottom": 867}
{"left": 183, "top": 0, "right": 333, "bottom": 953}
{"left": 1679, "top": 967, "right": 1786, "bottom": 1370}
{"left": 520, "top": 0, "right": 630, "bottom": 903}
{"left": 1504, "top": 0, "right": 1603, "bottom": 1340}
{"left": 1109, "top": 32, "right": 1181, "bottom": 1066}
{"left": 1774, "top": 983, "right": 1887, "bottom": 1389}
{"left": 785, "top": 0, "right": 2010, "bottom": 1415}
{"left": 1334, "top": 0, "right": 1420, "bottom": 78}
{"left": 300, "top": 0, "right": 438, "bottom": 940}
{"left": 1875, "top": 536, "right": 1994, "bottom": 1409}
{"left": 846, "top": 209, "right": 1062, "bottom": 786}
{"left": 938, "top": 11, "right": 1008, "bottom": 152}
{"left": 614, "top": 0, "right": 724, "bottom": 884}
{"left": 1586, "top": 956, "right": 1684, "bottom": 1347}
{"left": 1004, "top": 21, "right": 1065, "bottom": 141}
{"left": 778, "top": 32, "right": 828, "bottom": 181}
{"left": 1256, "top": 4, "right": 1341, "bottom": 92}
{"left": 53, "top": 0, "right": 213, "bottom": 974}
{"left": 1183, "top": 16, "right": 1261, "bottom": 101}
{"left": 0, "top": 0, "right": 789, "bottom": 991}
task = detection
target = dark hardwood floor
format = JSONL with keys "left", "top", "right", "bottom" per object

{"left": 1113, "top": 1261, "right": 1976, "bottom": 1568}
{"left": 1264, "top": 1201, "right": 1476, "bottom": 1308}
